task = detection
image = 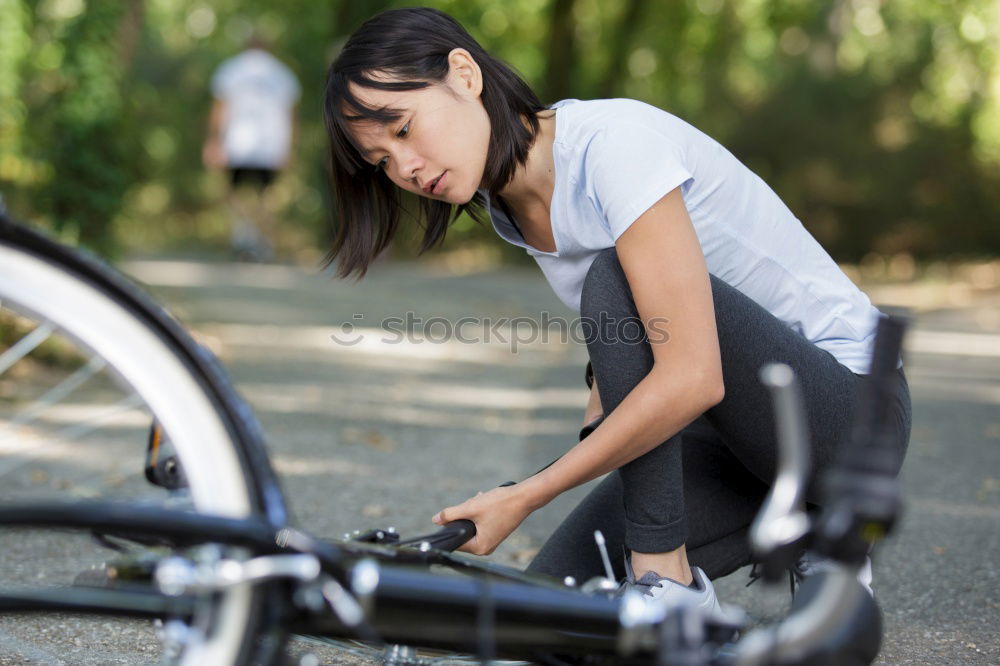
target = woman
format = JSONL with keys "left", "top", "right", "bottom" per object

{"left": 323, "top": 7, "right": 911, "bottom": 612}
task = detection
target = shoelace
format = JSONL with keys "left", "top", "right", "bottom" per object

{"left": 619, "top": 572, "right": 666, "bottom": 597}
{"left": 745, "top": 561, "right": 807, "bottom": 597}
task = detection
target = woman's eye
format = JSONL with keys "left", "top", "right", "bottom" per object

{"left": 375, "top": 156, "right": 389, "bottom": 170}
{"left": 396, "top": 122, "right": 410, "bottom": 138}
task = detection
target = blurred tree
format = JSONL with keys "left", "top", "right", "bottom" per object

{"left": 118, "top": 0, "right": 145, "bottom": 66}
{"left": 333, "top": 0, "right": 392, "bottom": 41}
{"left": 542, "top": 0, "right": 577, "bottom": 102}
{"left": 0, "top": 0, "right": 33, "bottom": 196}
{"left": 721, "top": 0, "right": 1000, "bottom": 260}
{"left": 597, "top": 0, "right": 649, "bottom": 98}
{"left": 45, "top": 2, "right": 136, "bottom": 257}
{"left": 1, "top": 0, "right": 997, "bottom": 263}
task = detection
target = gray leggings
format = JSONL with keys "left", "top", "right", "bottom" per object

{"left": 526, "top": 248, "right": 912, "bottom": 582}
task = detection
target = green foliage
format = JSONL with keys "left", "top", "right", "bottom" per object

{"left": 1, "top": 0, "right": 132, "bottom": 256}
{"left": 45, "top": 3, "right": 131, "bottom": 256}
{"left": 1, "top": 0, "right": 998, "bottom": 262}
{"left": 0, "top": 0, "right": 34, "bottom": 185}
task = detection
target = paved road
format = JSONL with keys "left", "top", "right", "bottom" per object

{"left": 2, "top": 255, "right": 997, "bottom": 664}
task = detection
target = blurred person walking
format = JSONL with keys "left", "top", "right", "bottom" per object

{"left": 202, "top": 38, "right": 300, "bottom": 261}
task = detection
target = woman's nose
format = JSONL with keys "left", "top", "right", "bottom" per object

{"left": 395, "top": 147, "right": 424, "bottom": 183}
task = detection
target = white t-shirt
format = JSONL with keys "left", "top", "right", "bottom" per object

{"left": 481, "top": 98, "right": 883, "bottom": 374}
{"left": 211, "top": 49, "right": 301, "bottom": 169}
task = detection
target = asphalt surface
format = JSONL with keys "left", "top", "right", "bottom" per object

{"left": 1, "top": 254, "right": 997, "bottom": 664}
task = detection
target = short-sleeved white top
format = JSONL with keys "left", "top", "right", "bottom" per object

{"left": 211, "top": 49, "right": 301, "bottom": 169}
{"left": 480, "top": 98, "right": 883, "bottom": 374}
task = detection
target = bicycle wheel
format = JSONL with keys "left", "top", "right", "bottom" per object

{"left": 0, "top": 215, "right": 288, "bottom": 664}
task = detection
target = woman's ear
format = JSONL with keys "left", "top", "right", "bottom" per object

{"left": 447, "top": 48, "right": 483, "bottom": 98}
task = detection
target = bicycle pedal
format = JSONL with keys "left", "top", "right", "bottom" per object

{"left": 144, "top": 454, "right": 187, "bottom": 490}
{"left": 144, "top": 422, "right": 188, "bottom": 490}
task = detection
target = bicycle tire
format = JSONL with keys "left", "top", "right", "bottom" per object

{"left": 0, "top": 214, "right": 289, "bottom": 665}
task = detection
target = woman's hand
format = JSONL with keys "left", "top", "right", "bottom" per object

{"left": 432, "top": 485, "right": 534, "bottom": 556}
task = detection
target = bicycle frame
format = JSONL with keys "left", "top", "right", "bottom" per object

{"left": 0, "top": 501, "right": 631, "bottom": 662}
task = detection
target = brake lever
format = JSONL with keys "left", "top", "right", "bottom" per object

{"left": 815, "top": 313, "right": 908, "bottom": 563}
{"left": 749, "top": 363, "right": 812, "bottom": 582}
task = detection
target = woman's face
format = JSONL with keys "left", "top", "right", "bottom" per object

{"left": 348, "top": 52, "right": 491, "bottom": 205}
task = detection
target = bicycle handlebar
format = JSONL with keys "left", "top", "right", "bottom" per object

{"left": 397, "top": 519, "right": 477, "bottom": 552}
{"left": 398, "top": 481, "right": 519, "bottom": 552}
{"left": 430, "top": 519, "right": 478, "bottom": 551}
{"left": 730, "top": 312, "right": 908, "bottom": 666}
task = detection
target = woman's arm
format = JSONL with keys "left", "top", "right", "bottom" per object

{"left": 516, "top": 185, "right": 724, "bottom": 511}
{"left": 434, "top": 186, "right": 723, "bottom": 555}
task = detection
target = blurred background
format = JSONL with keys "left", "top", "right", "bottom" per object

{"left": 1, "top": 0, "right": 998, "bottom": 277}
{"left": 1, "top": 4, "right": 998, "bottom": 663}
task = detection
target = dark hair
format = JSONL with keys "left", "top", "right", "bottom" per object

{"left": 323, "top": 7, "right": 544, "bottom": 278}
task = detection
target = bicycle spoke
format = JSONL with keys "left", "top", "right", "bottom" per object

{"left": 0, "top": 351, "right": 135, "bottom": 482}
{"left": 1, "top": 354, "right": 107, "bottom": 427}
{"left": 0, "top": 353, "right": 108, "bottom": 464}
{"left": 52, "top": 393, "right": 145, "bottom": 441}
{"left": 0, "top": 320, "right": 56, "bottom": 375}
{"left": 0, "top": 394, "right": 145, "bottom": 480}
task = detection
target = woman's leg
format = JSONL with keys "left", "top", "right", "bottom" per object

{"left": 526, "top": 417, "right": 768, "bottom": 582}
{"left": 527, "top": 247, "right": 912, "bottom": 581}
{"left": 703, "top": 275, "right": 911, "bottom": 494}
{"left": 576, "top": 249, "right": 690, "bottom": 561}
{"left": 530, "top": 247, "right": 767, "bottom": 582}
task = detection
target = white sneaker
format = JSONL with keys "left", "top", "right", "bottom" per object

{"left": 618, "top": 556, "right": 726, "bottom": 619}
{"left": 792, "top": 551, "right": 874, "bottom": 597}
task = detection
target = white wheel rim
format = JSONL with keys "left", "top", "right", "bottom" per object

{"left": 0, "top": 243, "right": 258, "bottom": 664}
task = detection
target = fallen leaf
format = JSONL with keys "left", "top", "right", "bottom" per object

{"left": 362, "top": 504, "right": 387, "bottom": 519}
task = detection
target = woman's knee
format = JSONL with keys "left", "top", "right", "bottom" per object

{"left": 582, "top": 249, "right": 736, "bottom": 321}
{"left": 580, "top": 248, "right": 633, "bottom": 320}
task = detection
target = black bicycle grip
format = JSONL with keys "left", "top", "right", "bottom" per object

{"left": 431, "top": 519, "right": 477, "bottom": 552}
{"left": 422, "top": 481, "right": 516, "bottom": 551}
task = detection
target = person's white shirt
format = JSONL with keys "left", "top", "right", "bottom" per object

{"left": 210, "top": 49, "right": 301, "bottom": 169}
{"left": 480, "top": 98, "right": 883, "bottom": 374}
